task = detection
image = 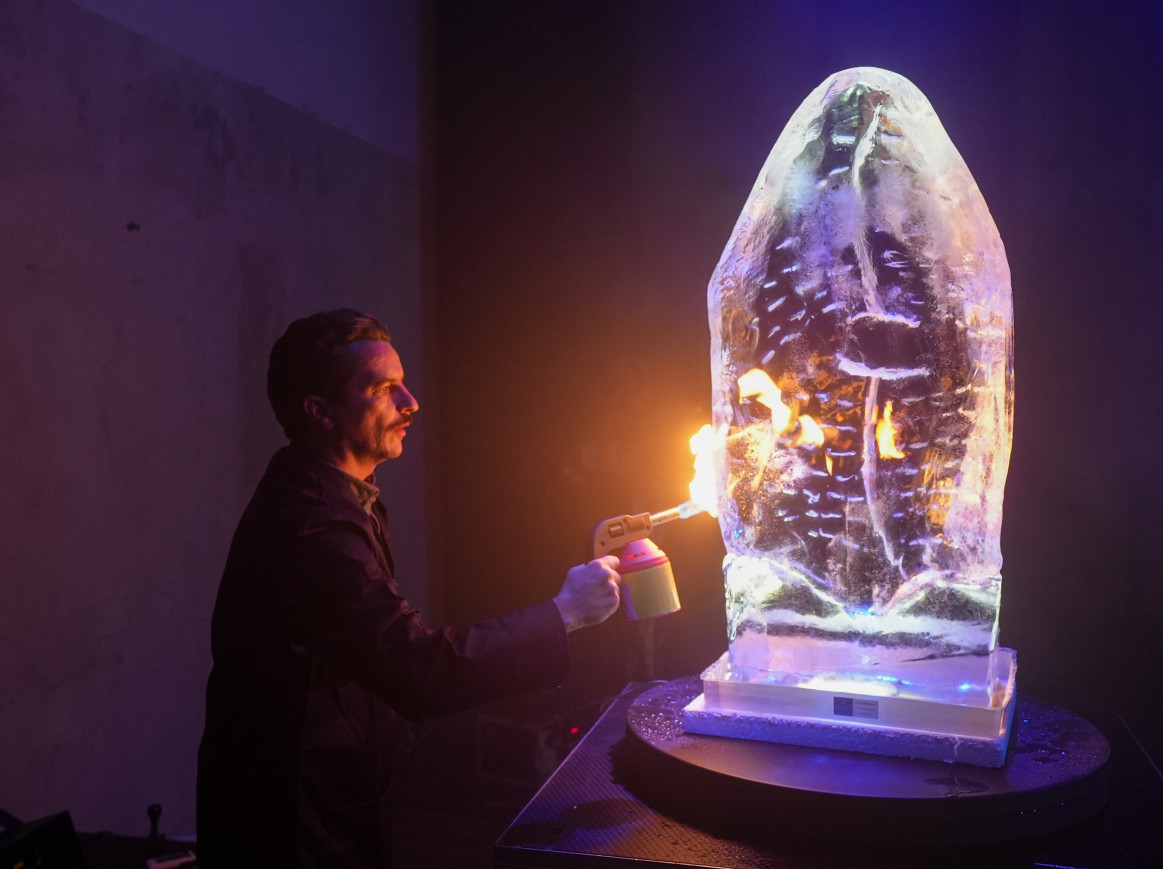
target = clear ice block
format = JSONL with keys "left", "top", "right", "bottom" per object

{"left": 707, "top": 67, "right": 1014, "bottom": 676}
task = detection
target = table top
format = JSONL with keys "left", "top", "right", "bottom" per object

{"left": 495, "top": 680, "right": 1163, "bottom": 868}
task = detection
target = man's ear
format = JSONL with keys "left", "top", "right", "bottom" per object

{"left": 303, "top": 395, "right": 334, "bottom": 430}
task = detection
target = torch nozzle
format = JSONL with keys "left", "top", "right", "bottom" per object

{"left": 648, "top": 499, "right": 703, "bottom": 526}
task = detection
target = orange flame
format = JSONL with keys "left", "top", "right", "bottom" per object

{"left": 737, "top": 368, "right": 829, "bottom": 454}
{"left": 688, "top": 424, "right": 721, "bottom": 517}
{"left": 876, "top": 401, "right": 906, "bottom": 459}
{"left": 737, "top": 368, "right": 792, "bottom": 431}
{"left": 796, "top": 414, "right": 825, "bottom": 447}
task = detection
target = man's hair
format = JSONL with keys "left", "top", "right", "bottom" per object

{"left": 267, "top": 308, "right": 392, "bottom": 441}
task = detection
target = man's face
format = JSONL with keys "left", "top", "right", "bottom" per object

{"left": 324, "top": 340, "right": 419, "bottom": 472}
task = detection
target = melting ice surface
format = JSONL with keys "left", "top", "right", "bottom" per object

{"left": 708, "top": 68, "right": 1013, "bottom": 690}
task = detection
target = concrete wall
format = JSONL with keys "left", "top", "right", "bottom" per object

{"left": 0, "top": 0, "right": 422, "bottom": 838}
{"left": 69, "top": 0, "right": 418, "bottom": 159}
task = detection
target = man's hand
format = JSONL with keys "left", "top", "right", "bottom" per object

{"left": 553, "top": 556, "right": 621, "bottom": 633}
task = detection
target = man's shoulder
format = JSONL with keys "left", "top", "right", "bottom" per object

{"left": 246, "top": 447, "right": 366, "bottom": 526}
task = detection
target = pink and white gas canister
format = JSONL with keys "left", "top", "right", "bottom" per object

{"left": 618, "top": 538, "right": 680, "bottom": 620}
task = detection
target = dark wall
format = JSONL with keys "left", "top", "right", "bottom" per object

{"left": 430, "top": 0, "right": 1163, "bottom": 741}
{"left": 0, "top": 0, "right": 422, "bottom": 837}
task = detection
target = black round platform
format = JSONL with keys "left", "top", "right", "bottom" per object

{"left": 623, "top": 677, "right": 1110, "bottom": 848}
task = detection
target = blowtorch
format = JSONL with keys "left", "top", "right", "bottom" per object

{"left": 592, "top": 499, "right": 704, "bottom": 620}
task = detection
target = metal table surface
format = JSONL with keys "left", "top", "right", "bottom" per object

{"left": 495, "top": 681, "right": 1161, "bottom": 868}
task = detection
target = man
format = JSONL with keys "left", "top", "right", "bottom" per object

{"left": 197, "top": 309, "right": 621, "bottom": 867}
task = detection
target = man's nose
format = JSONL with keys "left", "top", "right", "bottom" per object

{"left": 398, "top": 386, "right": 419, "bottom": 414}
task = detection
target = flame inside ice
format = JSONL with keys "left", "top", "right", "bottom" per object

{"left": 707, "top": 68, "right": 1013, "bottom": 669}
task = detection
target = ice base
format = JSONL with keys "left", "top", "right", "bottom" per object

{"left": 683, "top": 641, "right": 1017, "bottom": 767}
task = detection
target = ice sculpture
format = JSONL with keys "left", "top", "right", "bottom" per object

{"left": 687, "top": 68, "right": 1015, "bottom": 765}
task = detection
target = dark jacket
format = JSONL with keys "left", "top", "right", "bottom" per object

{"left": 196, "top": 446, "right": 570, "bottom": 867}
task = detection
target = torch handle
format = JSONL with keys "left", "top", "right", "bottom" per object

{"left": 592, "top": 512, "right": 654, "bottom": 559}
